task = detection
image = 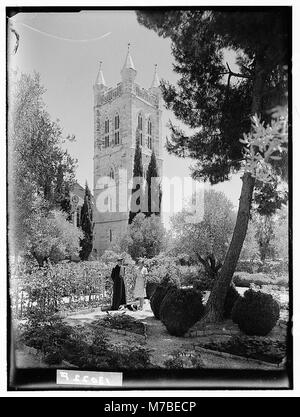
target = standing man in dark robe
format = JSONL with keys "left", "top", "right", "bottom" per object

{"left": 111, "top": 258, "right": 126, "bottom": 310}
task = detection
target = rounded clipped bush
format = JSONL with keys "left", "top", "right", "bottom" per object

{"left": 223, "top": 284, "right": 242, "bottom": 319}
{"left": 150, "top": 283, "right": 176, "bottom": 320}
{"left": 231, "top": 289, "right": 280, "bottom": 336}
{"left": 159, "top": 288, "right": 205, "bottom": 336}
{"left": 146, "top": 281, "right": 159, "bottom": 299}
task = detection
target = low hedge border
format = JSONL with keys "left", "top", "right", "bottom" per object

{"left": 193, "top": 345, "right": 286, "bottom": 369}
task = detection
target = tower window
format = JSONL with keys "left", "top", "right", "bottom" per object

{"left": 138, "top": 113, "right": 143, "bottom": 130}
{"left": 109, "top": 229, "right": 112, "bottom": 242}
{"left": 115, "top": 114, "right": 120, "bottom": 130}
{"left": 96, "top": 110, "right": 100, "bottom": 131}
{"left": 138, "top": 113, "right": 143, "bottom": 146}
{"left": 104, "top": 118, "right": 110, "bottom": 148}
{"left": 109, "top": 168, "right": 115, "bottom": 180}
{"left": 147, "top": 119, "right": 152, "bottom": 149}
{"left": 114, "top": 114, "right": 120, "bottom": 145}
{"left": 105, "top": 119, "right": 110, "bottom": 133}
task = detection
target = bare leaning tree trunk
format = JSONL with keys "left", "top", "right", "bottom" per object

{"left": 199, "top": 58, "right": 265, "bottom": 324}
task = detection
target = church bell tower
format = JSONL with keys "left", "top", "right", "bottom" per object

{"left": 93, "top": 45, "right": 163, "bottom": 255}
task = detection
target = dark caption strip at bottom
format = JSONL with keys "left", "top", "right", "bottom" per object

{"left": 8, "top": 368, "right": 292, "bottom": 390}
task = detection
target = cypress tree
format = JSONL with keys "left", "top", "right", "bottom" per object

{"left": 145, "top": 150, "right": 162, "bottom": 217}
{"left": 128, "top": 133, "right": 143, "bottom": 224}
{"left": 79, "top": 182, "right": 93, "bottom": 260}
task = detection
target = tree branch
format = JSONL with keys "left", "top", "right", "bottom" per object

{"left": 196, "top": 253, "right": 210, "bottom": 271}
{"left": 220, "top": 62, "right": 252, "bottom": 80}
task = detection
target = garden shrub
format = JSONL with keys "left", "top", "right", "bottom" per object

{"left": 149, "top": 274, "right": 180, "bottom": 319}
{"left": 231, "top": 289, "right": 280, "bottom": 336}
{"left": 257, "top": 260, "right": 289, "bottom": 275}
{"left": 198, "top": 335, "right": 286, "bottom": 364}
{"left": 233, "top": 272, "right": 288, "bottom": 288}
{"left": 192, "top": 270, "right": 216, "bottom": 291}
{"left": 179, "top": 266, "right": 203, "bottom": 287}
{"left": 146, "top": 281, "right": 159, "bottom": 299}
{"left": 159, "top": 288, "right": 205, "bottom": 336}
{"left": 11, "top": 258, "right": 138, "bottom": 318}
{"left": 93, "top": 312, "right": 146, "bottom": 336}
{"left": 150, "top": 283, "right": 176, "bottom": 320}
{"left": 19, "top": 307, "right": 152, "bottom": 368}
{"left": 19, "top": 307, "right": 82, "bottom": 365}
{"left": 223, "top": 284, "right": 242, "bottom": 319}
{"left": 236, "top": 260, "right": 263, "bottom": 274}
{"left": 164, "top": 350, "right": 204, "bottom": 369}
{"left": 175, "top": 253, "right": 194, "bottom": 266}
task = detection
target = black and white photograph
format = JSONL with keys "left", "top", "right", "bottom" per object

{"left": 5, "top": 4, "right": 294, "bottom": 393}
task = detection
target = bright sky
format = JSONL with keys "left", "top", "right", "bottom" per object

{"left": 8, "top": 10, "right": 242, "bottom": 227}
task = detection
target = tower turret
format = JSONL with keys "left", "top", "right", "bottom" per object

{"left": 93, "top": 61, "right": 107, "bottom": 104}
{"left": 121, "top": 43, "right": 137, "bottom": 85}
{"left": 150, "top": 64, "right": 160, "bottom": 90}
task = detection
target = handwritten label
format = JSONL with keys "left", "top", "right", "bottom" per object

{"left": 56, "top": 370, "right": 123, "bottom": 387}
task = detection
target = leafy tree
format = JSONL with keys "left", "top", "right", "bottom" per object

{"left": 239, "top": 220, "right": 260, "bottom": 262}
{"left": 121, "top": 213, "right": 165, "bottom": 260}
{"left": 8, "top": 71, "right": 77, "bottom": 255}
{"left": 272, "top": 205, "right": 288, "bottom": 260}
{"left": 128, "top": 136, "right": 144, "bottom": 224}
{"left": 170, "top": 190, "right": 235, "bottom": 279}
{"left": 79, "top": 182, "right": 94, "bottom": 260}
{"left": 27, "top": 200, "right": 83, "bottom": 266}
{"left": 144, "top": 150, "right": 162, "bottom": 217}
{"left": 136, "top": 9, "right": 289, "bottom": 322}
{"left": 254, "top": 214, "right": 275, "bottom": 262}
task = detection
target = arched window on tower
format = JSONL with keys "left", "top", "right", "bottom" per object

{"left": 114, "top": 114, "right": 120, "bottom": 145}
{"left": 147, "top": 119, "right": 152, "bottom": 150}
{"left": 109, "top": 168, "right": 115, "bottom": 180}
{"left": 96, "top": 109, "right": 100, "bottom": 132}
{"left": 138, "top": 113, "right": 143, "bottom": 146}
{"left": 104, "top": 118, "right": 110, "bottom": 148}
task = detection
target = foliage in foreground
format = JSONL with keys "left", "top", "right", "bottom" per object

{"left": 164, "top": 349, "right": 204, "bottom": 369}
{"left": 92, "top": 312, "right": 146, "bottom": 336}
{"left": 19, "top": 308, "right": 152, "bottom": 368}
{"left": 198, "top": 335, "right": 286, "bottom": 364}
{"left": 160, "top": 288, "right": 205, "bottom": 336}
{"left": 232, "top": 289, "right": 280, "bottom": 336}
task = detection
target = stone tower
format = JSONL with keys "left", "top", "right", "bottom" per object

{"left": 93, "top": 46, "right": 163, "bottom": 255}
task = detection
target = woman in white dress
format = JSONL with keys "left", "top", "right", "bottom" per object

{"left": 134, "top": 259, "right": 147, "bottom": 310}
